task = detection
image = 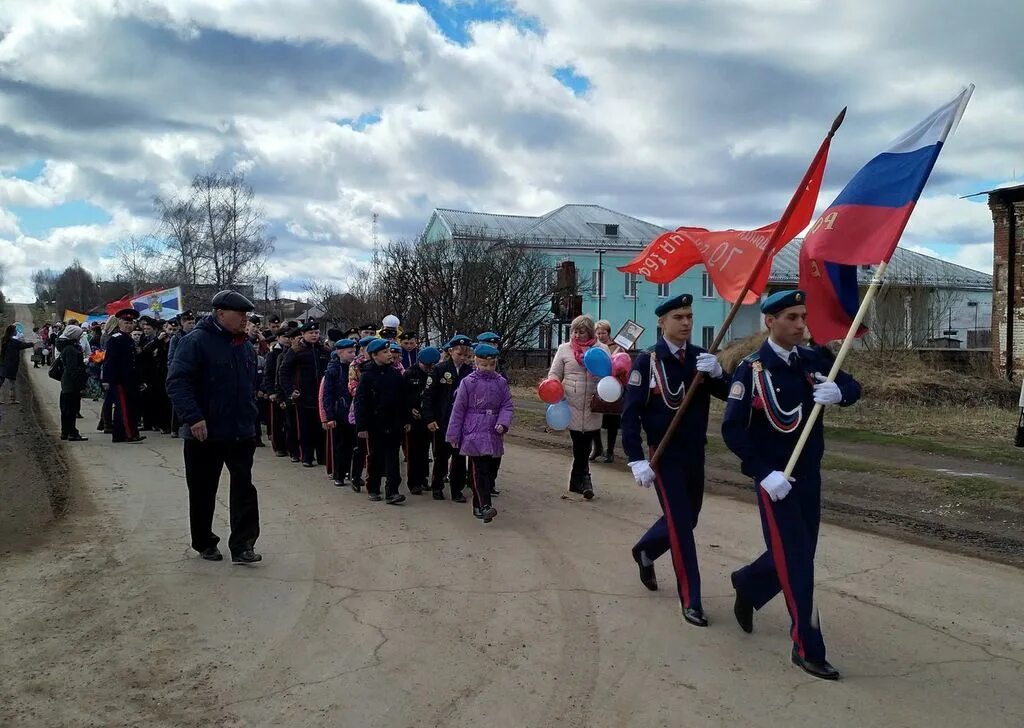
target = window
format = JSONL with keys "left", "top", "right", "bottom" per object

{"left": 591, "top": 269, "right": 605, "bottom": 298}
{"left": 604, "top": 224, "right": 619, "bottom": 236}
{"left": 657, "top": 282, "right": 670, "bottom": 298}
{"left": 702, "top": 326, "right": 715, "bottom": 350}
{"left": 624, "top": 272, "right": 639, "bottom": 298}
{"left": 702, "top": 272, "right": 715, "bottom": 299}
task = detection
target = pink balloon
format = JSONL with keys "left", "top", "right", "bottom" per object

{"left": 612, "top": 352, "right": 632, "bottom": 377}
{"left": 537, "top": 377, "right": 565, "bottom": 405}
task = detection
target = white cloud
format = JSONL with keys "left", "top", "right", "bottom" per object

{"left": 0, "top": 0, "right": 1020, "bottom": 303}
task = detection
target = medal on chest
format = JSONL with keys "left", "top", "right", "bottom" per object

{"left": 751, "top": 361, "right": 802, "bottom": 433}
{"left": 650, "top": 354, "right": 685, "bottom": 409}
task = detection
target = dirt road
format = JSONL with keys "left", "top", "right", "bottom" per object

{"left": 1, "top": 335, "right": 1022, "bottom": 727}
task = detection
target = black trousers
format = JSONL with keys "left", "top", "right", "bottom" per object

{"left": 468, "top": 456, "right": 497, "bottom": 510}
{"left": 568, "top": 430, "right": 597, "bottom": 489}
{"left": 183, "top": 438, "right": 260, "bottom": 556}
{"left": 110, "top": 384, "right": 140, "bottom": 442}
{"left": 59, "top": 391, "right": 82, "bottom": 437}
{"left": 330, "top": 422, "right": 355, "bottom": 481}
{"left": 405, "top": 425, "right": 432, "bottom": 490}
{"left": 285, "top": 405, "right": 301, "bottom": 459}
{"left": 351, "top": 437, "right": 367, "bottom": 484}
{"left": 294, "top": 407, "right": 323, "bottom": 464}
{"left": 269, "top": 401, "right": 287, "bottom": 453}
{"left": 366, "top": 431, "right": 402, "bottom": 497}
{"left": 431, "top": 432, "right": 466, "bottom": 496}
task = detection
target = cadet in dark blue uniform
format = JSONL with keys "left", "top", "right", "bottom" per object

{"left": 278, "top": 322, "right": 330, "bottom": 467}
{"left": 621, "top": 294, "right": 730, "bottom": 627}
{"left": 422, "top": 334, "right": 475, "bottom": 502}
{"left": 722, "top": 289, "right": 861, "bottom": 680}
{"left": 103, "top": 308, "right": 146, "bottom": 444}
{"left": 355, "top": 339, "right": 408, "bottom": 505}
{"left": 322, "top": 338, "right": 357, "bottom": 486}
{"left": 403, "top": 346, "right": 441, "bottom": 495}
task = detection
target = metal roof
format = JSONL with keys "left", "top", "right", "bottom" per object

{"left": 429, "top": 204, "right": 991, "bottom": 291}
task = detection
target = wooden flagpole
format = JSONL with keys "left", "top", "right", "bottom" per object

{"left": 649, "top": 107, "right": 846, "bottom": 467}
{"left": 782, "top": 260, "right": 888, "bottom": 478}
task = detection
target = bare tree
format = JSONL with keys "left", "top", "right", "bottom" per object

{"left": 112, "top": 235, "right": 173, "bottom": 295}
{"left": 31, "top": 268, "right": 60, "bottom": 306}
{"left": 154, "top": 171, "right": 274, "bottom": 289}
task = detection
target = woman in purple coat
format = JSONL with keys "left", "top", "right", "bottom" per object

{"left": 445, "top": 344, "right": 513, "bottom": 523}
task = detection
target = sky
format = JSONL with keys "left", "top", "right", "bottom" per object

{"left": 1, "top": 0, "right": 1021, "bottom": 302}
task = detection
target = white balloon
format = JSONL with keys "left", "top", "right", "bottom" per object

{"left": 597, "top": 375, "right": 623, "bottom": 403}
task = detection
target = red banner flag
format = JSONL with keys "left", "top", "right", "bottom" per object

{"left": 619, "top": 115, "right": 838, "bottom": 304}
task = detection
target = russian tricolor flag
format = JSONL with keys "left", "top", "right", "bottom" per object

{"left": 800, "top": 86, "right": 973, "bottom": 342}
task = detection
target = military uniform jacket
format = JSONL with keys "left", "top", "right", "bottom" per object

{"left": 262, "top": 344, "right": 284, "bottom": 396}
{"left": 721, "top": 340, "right": 861, "bottom": 482}
{"left": 321, "top": 359, "right": 352, "bottom": 422}
{"left": 139, "top": 334, "right": 169, "bottom": 387}
{"left": 278, "top": 343, "right": 330, "bottom": 410}
{"left": 101, "top": 331, "right": 138, "bottom": 386}
{"left": 402, "top": 365, "right": 431, "bottom": 427}
{"left": 621, "top": 339, "right": 731, "bottom": 464}
{"left": 354, "top": 363, "right": 408, "bottom": 435}
{"left": 421, "top": 359, "right": 473, "bottom": 428}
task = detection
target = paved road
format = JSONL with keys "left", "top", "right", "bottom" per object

{"left": 1, "top": 336, "right": 1022, "bottom": 727}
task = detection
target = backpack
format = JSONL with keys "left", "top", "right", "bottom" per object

{"left": 48, "top": 354, "right": 64, "bottom": 382}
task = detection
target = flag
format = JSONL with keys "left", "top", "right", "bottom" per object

{"left": 800, "top": 86, "right": 973, "bottom": 342}
{"left": 105, "top": 287, "right": 183, "bottom": 319}
{"left": 620, "top": 112, "right": 839, "bottom": 304}
{"left": 64, "top": 310, "right": 108, "bottom": 325}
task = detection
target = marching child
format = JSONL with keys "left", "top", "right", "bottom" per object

{"left": 321, "top": 338, "right": 357, "bottom": 486}
{"left": 445, "top": 344, "right": 513, "bottom": 523}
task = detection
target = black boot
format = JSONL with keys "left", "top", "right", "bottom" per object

{"left": 582, "top": 472, "right": 595, "bottom": 500}
{"left": 567, "top": 473, "right": 583, "bottom": 494}
{"left": 589, "top": 441, "right": 603, "bottom": 461}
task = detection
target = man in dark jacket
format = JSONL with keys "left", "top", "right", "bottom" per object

{"left": 277, "top": 322, "right": 330, "bottom": 467}
{"left": 103, "top": 308, "right": 145, "bottom": 443}
{"left": 166, "top": 291, "right": 262, "bottom": 565}
{"left": 355, "top": 339, "right": 408, "bottom": 505}
{"left": 139, "top": 317, "right": 171, "bottom": 433}
{"left": 422, "top": 334, "right": 474, "bottom": 502}
{"left": 262, "top": 328, "right": 293, "bottom": 457}
{"left": 57, "top": 325, "right": 89, "bottom": 441}
{"left": 167, "top": 311, "right": 195, "bottom": 439}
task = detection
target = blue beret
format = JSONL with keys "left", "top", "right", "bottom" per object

{"left": 389, "top": 341, "right": 402, "bottom": 352}
{"left": 654, "top": 293, "right": 693, "bottom": 317}
{"left": 359, "top": 336, "right": 378, "bottom": 346}
{"left": 477, "top": 332, "right": 501, "bottom": 343}
{"left": 418, "top": 347, "right": 441, "bottom": 365}
{"left": 334, "top": 338, "right": 356, "bottom": 350}
{"left": 761, "top": 289, "right": 806, "bottom": 315}
{"left": 366, "top": 339, "right": 389, "bottom": 354}
{"left": 447, "top": 334, "right": 473, "bottom": 348}
{"left": 474, "top": 343, "right": 500, "bottom": 358}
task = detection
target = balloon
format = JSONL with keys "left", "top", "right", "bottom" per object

{"left": 611, "top": 352, "right": 632, "bottom": 377}
{"left": 537, "top": 377, "right": 565, "bottom": 404}
{"left": 597, "top": 375, "right": 623, "bottom": 403}
{"left": 583, "top": 347, "right": 612, "bottom": 378}
{"left": 545, "top": 401, "right": 572, "bottom": 430}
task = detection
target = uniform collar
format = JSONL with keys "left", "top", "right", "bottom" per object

{"left": 658, "top": 337, "right": 687, "bottom": 359}
{"left": 766, "top": 337, "right": 797, "bottom": 365}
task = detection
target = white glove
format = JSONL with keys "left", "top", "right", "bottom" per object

{"left": 812, "top": 374, "right": 842, "bottom": 405}
{"left": 628, "top": 460, "right": 656, "bottom": 488}
{"left": 759, "top": 471, "right": 793, "bottom": 502}
{"left": 696, "top": 352, "right": 724, "bottom": 379}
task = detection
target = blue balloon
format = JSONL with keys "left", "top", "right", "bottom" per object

{"left": 545, "top": 400, "right": 572, "bottom": 430}
{"left": 583, "top": 347, "right": 612, "bottom": 378}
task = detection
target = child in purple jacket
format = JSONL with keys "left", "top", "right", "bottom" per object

{"left": 445, "top": 344, "right": 513, "bottom": 523}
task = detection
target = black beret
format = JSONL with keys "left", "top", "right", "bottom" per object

{"left": 298, "top": 322, "right": 319, "bottom": 333}
{"left": 398, "top": 332, "right": 418, "bottom": 340}
{"left": 761, "top": 289, "right": 806, "bottom": 315}
{"left": 286, "top": 320, "right": 299, "bottom": 328}
{"left": 344, "top": 328, "right": 360, "bottom": 337}
{"left": 268, "top": 315, "right": 281, "bottom": 324}
{"left": 211, "top": 290, "right": 255, "bottom": 312}
{"left": 327, "top": 328, "right": 344, "bottom": 341}
{"left": 654, "top": 294, "right": 693, "bottom": 317}
{"left": 359, "top": 322, "right": 376, "bottom": 331}
{"left": 249, "top": 314, "right": 262, "bottom": 325}
{"left": 179, "top": 310, "right": 195, "bottom": 321}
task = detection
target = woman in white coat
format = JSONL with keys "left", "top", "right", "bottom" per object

{"left": 546, "top": 315, "right": 610, "bottom": 499}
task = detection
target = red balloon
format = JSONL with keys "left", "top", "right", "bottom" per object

{"left": 537, "top": 377, "right": 565, "bottom": 404}
{"left": 612, "top": 352, "right": 632, "bottom": 377}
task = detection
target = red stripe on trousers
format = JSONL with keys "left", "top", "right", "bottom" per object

{"left": 759, "top": 487, "right": 805, "bottom": 658}
{"left": 116, "top": 385, "right": 136, "bottom": 440}
{"left": 294, "top": 408, "right": 304, "bottom": 461}
{"left": 652, "top": 464, "right": 690, "bottom": 609}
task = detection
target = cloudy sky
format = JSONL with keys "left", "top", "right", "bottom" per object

{"left": 1, "top": 0, "right": 1021, "bottom": 302}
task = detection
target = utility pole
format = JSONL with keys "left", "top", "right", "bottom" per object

{"left": 595, "top": 248, "right": 606, "bottom": 320}
{"left": 372, "top": 211, "right": 379, "bottom": 248}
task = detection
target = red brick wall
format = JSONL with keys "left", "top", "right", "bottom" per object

{"left": 990, "top": 194, "right": 1024, "bottom": 378}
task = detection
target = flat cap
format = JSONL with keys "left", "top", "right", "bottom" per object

{"left": 761, "top": 289, "right": 806, "bottom": 315}
{"left": 211, "top": 290, "right": 255, "bottom": 312}
{"left": 417, "top": 347, "right": 441, "bottom": 365}
{"left": 654, "top": 293, "right": 693, "bottom": 317}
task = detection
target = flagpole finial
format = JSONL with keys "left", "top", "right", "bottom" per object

{"left": 829, "top": 107, "right": 847, "bottom": 136}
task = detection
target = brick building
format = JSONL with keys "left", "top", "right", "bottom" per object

{"left": 988, "top": 184, "right": 1024, "bottom": 379}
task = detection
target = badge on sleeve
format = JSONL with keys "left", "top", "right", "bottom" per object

{"left": 628, "top": 370, "right": 642, "bottom": 387}
{"left": 728, "top": 381, "right": 745, "bottom": 400}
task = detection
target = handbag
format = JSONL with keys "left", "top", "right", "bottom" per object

{"left": 1015, "top": 409, "right": 1024, "bottom": 448}
{"left": 590, "top": 392, "right": 622, "bottom": 415}
{"left": 48, "top": 356, "right": 65, "bottom": 382}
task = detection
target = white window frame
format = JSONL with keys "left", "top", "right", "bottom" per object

{"left": 701, "top": 325, "right": 715, "bottom": 350}
{"left": 702, "top": 271, "right": 715, "bottom": 299}
{"left": 656, "top": 282, "right": 670, "bottom": 298}
{"left": 624, "top": 272, "right": 639, "bottom": 298}
{"left": 591, "top": 269, "right": 605, "bottom": 299}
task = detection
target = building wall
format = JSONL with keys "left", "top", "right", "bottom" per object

{"left": 990, "top": 195, "right": 1024, "bottom": 378}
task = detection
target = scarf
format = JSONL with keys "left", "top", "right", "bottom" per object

{"left": 571, "top": 336, "right": 596, "bottom": 368}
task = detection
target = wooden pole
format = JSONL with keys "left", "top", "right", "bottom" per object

{"left": 782, "top": 260, "right": 889, "bottom": 478}
{"left": 649, "top": 107, "right": 846, "bottom": 467}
